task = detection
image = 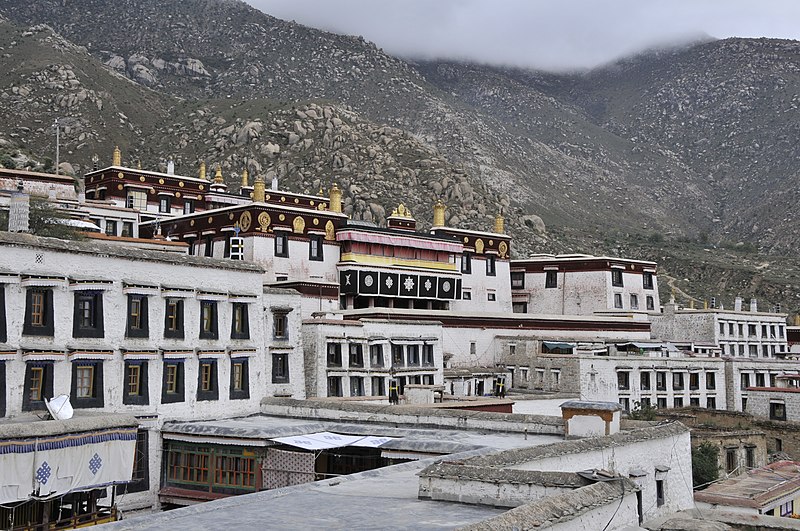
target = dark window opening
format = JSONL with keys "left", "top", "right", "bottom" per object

{"left": 327, "top": 343, "right": 342, "bottom": 367}
{"left": 231, "top": 303, "right": 250, "bottom": 339}
{"left": 770, "top": 402, "right": 787, "bottom": 421}
{"left": 611, "top": 269, "right": 624, "bottom": 287}
{"left": 23, "top": 288, "right": 54, "bottom": 337}
{"left": 369, "top": 344, "right": 384, "bottom": 367}
{"left": 230, "top": 359, "right": 250, "bottom": 400}
{"left": 486, "top": 255, "right": 496, "bottom": 276}
{"left": 275, "top": 233, "right": 289, "bottom": 258}
{"left": 545, "top": 270, "right": 558, "bottom": 289}
{"left": 199, "top": 301, "right": 219, "bottom": 340}
{"left": 73, "top": 292, "right": 104, "bottom": 338}
{"left": 461, "top": 253, "right": 472, "bottom": 274}
{"left": 123, "top": 361, "right": 149, "bottom": 406}
{"left": 22, "top": 362, "right": 53, "bottom": 411}
{"left": 162, "top": 361, "right": 185, "bottom": 404}
{"left": 164, "top": 299, "right": 185, "bottom": 339}
{"left": 328, "top": 376, "right": 343, "bottom": 397}
{"left": 422, "top": 344, "right": 434, "bottom": 366}
{"left": 309, "top": 235, "right": 324, "bottom": 261}
{"left": 272, "top": 353, "right": 289, "bottom": 384}
{"left": 71, "top": 361, "right": 104, "bottom": 408}
{"left": 126, "top": 295, "right": 149, "bottom": 338}
{"left": 197, "top": 360, "right": 219, "bottom": 401}
{"left": 349, "top": 344, "right": 364, "bottom": 368}
{"left": 273, "top": 312, "right": 289, "bottom": 340}
{"left": 510, "top": 272, "right": 525, "bottom": 289}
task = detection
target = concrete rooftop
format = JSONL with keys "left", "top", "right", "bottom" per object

{"left": 108, "top": 414, "right": 562, "bottom": 530}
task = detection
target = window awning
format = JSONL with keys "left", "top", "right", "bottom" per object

{"left": 270, "top": 432, "right": 395, "bottom": 450}
{"left": 616, "top": 342, "right": 663, "bottom": 350}
{"left": 542, "top": 341, "right": 575, "bottom": 350}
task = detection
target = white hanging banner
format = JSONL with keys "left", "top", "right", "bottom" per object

{"left": 0, "top": 426, "right": 138, "bottom": 504}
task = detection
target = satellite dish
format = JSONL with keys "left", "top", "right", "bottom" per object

{"left": 45, "top": 394, "right": 74, "bottom": 421}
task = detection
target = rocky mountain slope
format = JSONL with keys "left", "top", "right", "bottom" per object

{"left": 0, "top": 1, "right": 798, "bottom": 314}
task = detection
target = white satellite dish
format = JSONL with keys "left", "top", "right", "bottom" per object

{"left": 45, "top": 394, "right": 74, "bottom": 421}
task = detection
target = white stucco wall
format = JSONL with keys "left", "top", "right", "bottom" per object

{"left": 512, "top": 431, "right": 694, "bottom": 522}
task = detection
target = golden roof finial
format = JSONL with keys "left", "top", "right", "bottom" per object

{"left": 214, "top": 165, "right": 224, "bottom": 184}
{"left": 433, "top": 199, "right": 446, "bottom": 227}
{"left": 253, "top": 174, "right": 266, "bottom": 202}
{"left": 199, "top": 161, "right": 207, "bottom": 181}
{"left": 329, "top": 183, "right": 342, "bottom": 213}
{"left": 494, "top": 209, "right": 505, "bottom": 234}
{"left": 136, "top": 160, "right": 142, "bottom": 170}
{"left": 241, "top": 168, "right": 249, "bottom": 188}
{"left": 112, "top": 146, "right": 121, "bottom": 166}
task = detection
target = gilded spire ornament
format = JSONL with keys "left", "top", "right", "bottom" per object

{"left": 214, "top": 166, "right": 224, "bottom": 184}
{"left": 329, "top": 183, "right": 342, "bottom": 213}
{"left": 241, "top": 168, "right": 249, "bottom": 188}
{"left": 433, "top": 199, "right": 446, "bottom": 227}
{"left": 199, "top": 161, "right": 207, "bottom": 181}
{"left": 494, "top": 210, "right": 505, "bottom": 234}
{"left": 112, "top": 146, "right": 121, "bottom": 166}
{"left": 253, "top": 174, "right": 266, "bottom": 202}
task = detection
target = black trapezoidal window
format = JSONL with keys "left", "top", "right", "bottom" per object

{"left": 23, "top": 288, "right": 54, "bottom": 337}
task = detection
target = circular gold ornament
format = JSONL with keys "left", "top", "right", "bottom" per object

{"left": 117, "top": 184, "right": 123, "bottom": 190}
{"left": 229, "top": 213, "right": 235, "bottom": 220}
{"left": 190, "top": 220, "right": 195, "bottom": 227}
{"left": 207, "top": 216, "right": 214, "bottom": 224}
{"left": 279, "top": 214, "right": 285, "bottom": 221}
{"left": 239, "top": 211, "right": 252, "bottom": 232}
{"left": 258, "top": 212, "right": 271, "bottom": 231}
{"left": 310, "top": 200, "right": 315, "bottom": 206}
{"left": 158, "top": 178, "right": 165, "bottom": 185}
{"left": 117, "top": 172, "right": 124, "bottom": 178}
{"left": 89, "top": 176, "right": 94, "bottom": 183}
{"left": 265, "top": 194, "right": 271, "bottom": 201}
{"left": 175, "top": 192, "right": 181, "bottom": 198}
{"left": 139, "top": 176, "right": 146, "bottom": 182}
{"left": 280, "top": 196, "right": 286, "bottom": 203}
{"left": 498, "top": 241, "right": 508, "bottom": 258}
{"left": 149, "top": 189, "right": 156, "bottom": 195}
{"left": 179, "top": 181, "right": 185, "bottom": 188}
{"left": 313, "top": 218, "right": 319, "bottom": 226}
{"left": 463, "top": 237, "right": 469, "bottom": 243}
{"left": 199, "top": 184, "right": 204, "bottom": 191}
{"left": 294, "top": 198, "right": 299, "bottom": 204}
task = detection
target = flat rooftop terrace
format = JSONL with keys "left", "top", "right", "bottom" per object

{"left": 107, "top": 413, "right": 563, "bottom": 530}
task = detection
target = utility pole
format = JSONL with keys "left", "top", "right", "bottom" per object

{"left": 53, "top": 118, "right": 60, "bottom": 175}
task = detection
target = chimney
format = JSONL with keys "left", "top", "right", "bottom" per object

{"left": 271, "top": 174, "right": 278, "bottom": 191}
{"left": 112, "top": 146, "right": 121, "bottom": 167}
{"left": 432, "top": 199, "right": 446, "bottom": 228}
{"left": 91, "top": 154, "right": 99, "bottom": 171}
{"left": 329, "top": 183, "right": 342, "bottom": 213}
{"left": 167, "top": 160, "right": 175, "bottom": 175}
{"left": 750, "top": 298, "right": 758, "bottom": 313}
{"left": 199, "top": 161, "right": 207, "bottom": 181}
{"left": 253, "top": 175, "right": 266, "bottom": 202}
{"left": 735, "top": 297, "right": 743, "bottom": 312}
